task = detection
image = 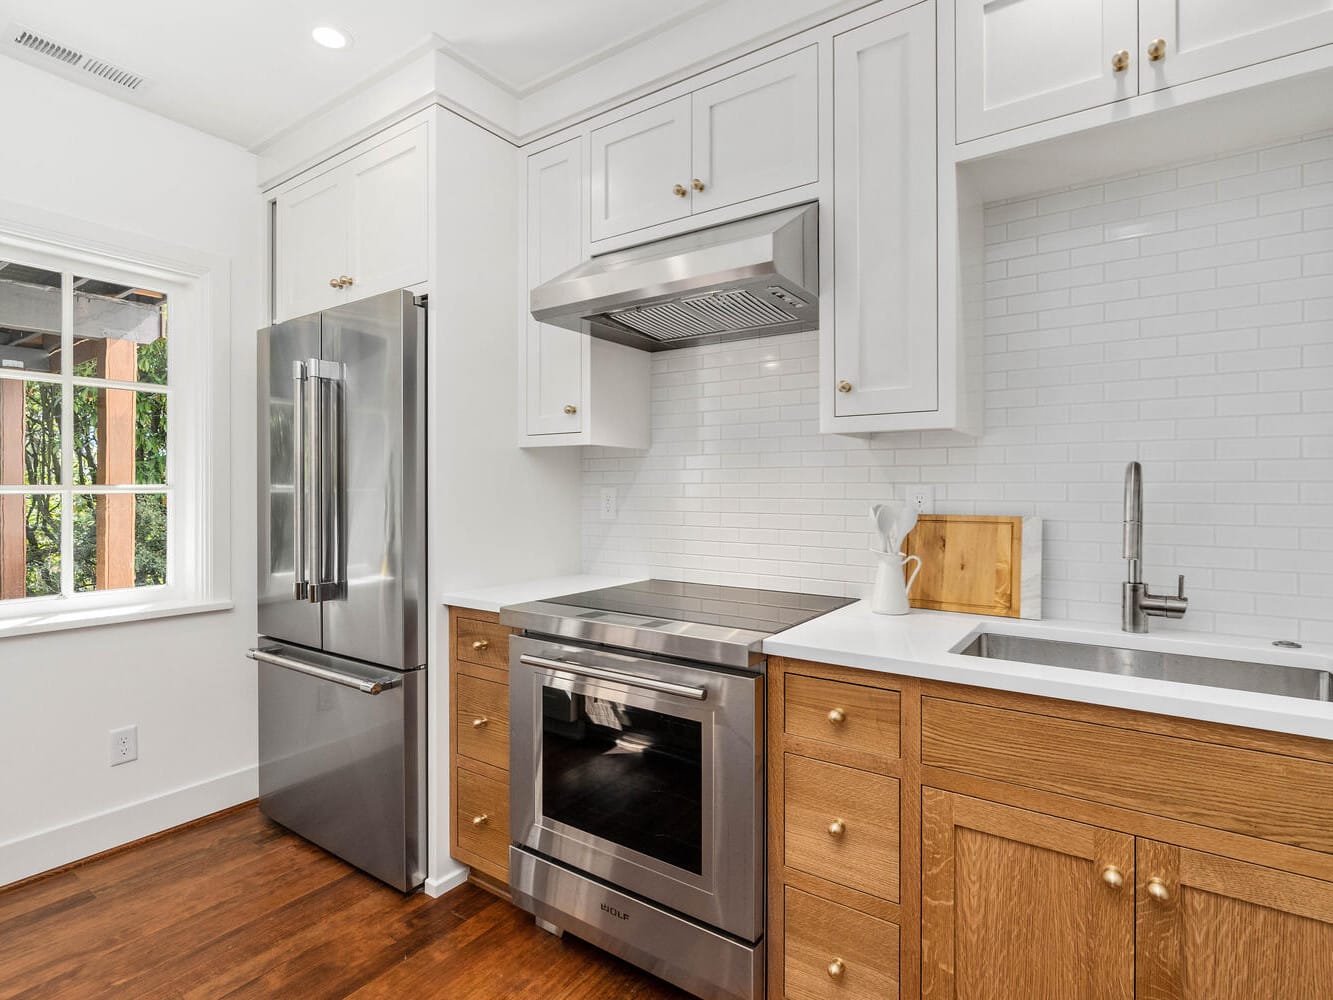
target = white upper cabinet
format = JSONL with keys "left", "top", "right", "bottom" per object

{"left": 690, "top": 46, "right": 819, "bottom": 214}
{"left": 956, "top": 0, "right": 1138, "bottom": 142}
{"left": 525, "top": 138, "right": 586, "bottom": 437}
{"left": 1139, "top": 0, "right": 1333, "bottom": 91}
{"left": 832, "top": 2, "right": 939, "bottom": 424}
{"left": 589, "top": 97, "right": 692, "bottom": 243}
{"left": 272, "top": 123, "right": 429, "bottom": 322}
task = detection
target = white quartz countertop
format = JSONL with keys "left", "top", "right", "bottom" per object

{"left": 441, "top": 574, "right": 644, "bottom": 615}
{"left": 763, "top": 601, "right": 1333, "bottom": 742}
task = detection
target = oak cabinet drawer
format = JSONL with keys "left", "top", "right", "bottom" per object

{"left": 784, "top": 886, "right": 899, "bottom": 1000}
{"left": 456, "top": 766, "right": 509, "bottom": 876}
{"left": 455, "top": 617, "right": 510, "bottom": 670}
{"left": 784, "top": 754, "right": 899, "bottom": 902}
{"left": 785, "top": 674, "right": 900, "bottom": 758}
{"left": 922, "top": 697, "right": 1333, "bottom": 856}
{"left": 455, "top": 674, "right": 509, "bottom": 771}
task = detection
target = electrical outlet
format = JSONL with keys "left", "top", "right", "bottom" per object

{"left": 599, "top": 487, "right": 618, "bottom": 521}
{"left": 109, "top": 725, "right": 138, "bottom": 766}
{"left": 910, "top": 486, "right": 935, "bottom": 514}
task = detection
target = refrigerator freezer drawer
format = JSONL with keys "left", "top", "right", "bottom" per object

{"left": 256, "top": 639, "right": 426, "bottom": 891}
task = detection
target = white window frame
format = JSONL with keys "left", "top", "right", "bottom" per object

{"left": 0, "top": 209, "right": 231, "bottom": 636}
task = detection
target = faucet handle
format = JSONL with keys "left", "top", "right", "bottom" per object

{"left": 1177, "top": 574, "right": 1186, "bottom": 600}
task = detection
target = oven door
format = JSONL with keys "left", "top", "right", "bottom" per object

{"left": 509, "top": 635, "right": 763, "bottom": 942}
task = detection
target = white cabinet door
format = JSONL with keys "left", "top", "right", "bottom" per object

{"left": 525, "top": 138, "right": 586, "bottom": 437}
{"left": 833, "top": 2, "right": 938, "bottom": 419}
{"left": 346, "top": 125, "right": 429, "bottom": 301}
{"left": 1139, "top": 0, "right": 1333, "bottom": 92}
{"left": 690, "top": 46, "right": 819, "bottom": 214}
{"left": 589, "top": 96, "right": 692, "bottom": 242}
{"left": 273, "top": 168, "right": 347, "bottom": 321}
{"left": 956, "top": 0, "right": 1138, "bottom": 142}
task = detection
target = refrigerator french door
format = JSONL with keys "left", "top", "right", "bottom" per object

{"left": 252, "top": 289, "right": 427, "bottom": 892}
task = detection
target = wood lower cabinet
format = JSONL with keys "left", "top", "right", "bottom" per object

{"left": 785, "top": 886, "right": 900, "bottom": 1000}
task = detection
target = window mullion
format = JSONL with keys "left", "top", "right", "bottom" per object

{"left": 59, "top": 270, "right": 74, "bottom": 599}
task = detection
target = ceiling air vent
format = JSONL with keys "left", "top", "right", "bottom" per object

{"left": 7, "top": 23, "right": 147, "bottom": 92}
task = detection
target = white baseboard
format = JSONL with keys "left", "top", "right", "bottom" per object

{"left": 424, "top": 861, "right": 470, "bottom": 898}
{"left": 0, "top": 765, "right": 257, "bottom": 889}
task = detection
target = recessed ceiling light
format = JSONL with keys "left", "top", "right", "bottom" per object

{"left": 312, "top": 25, "right": 351, "bottom": 50}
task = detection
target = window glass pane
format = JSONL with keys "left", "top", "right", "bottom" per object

{"left": 73, "top": 387, "right": 167, "bottom": 486}
{"left": 71, "top": 277, "right": 167, "bottom": 385}
{"left": 0, "top": 260, "right": 62, "bottom": 375}
{"left": 0, "top": 378, "right": 62, "bottom": 485}
{"left": 0, "top": 494, "right": 61, "bottom": 599}
{"left": 73, "top": 493, "right": 166, "bottom": 592}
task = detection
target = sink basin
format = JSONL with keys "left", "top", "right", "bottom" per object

{"left": 958, "top": 632, "right": 1332, "bottom": 702}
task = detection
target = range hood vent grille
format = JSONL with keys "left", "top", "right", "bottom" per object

{"left": 8, "top": 24, "right": 147, "bottom": 92}
{"left": 610, "top": 289, "right": 795, "bottom": 342}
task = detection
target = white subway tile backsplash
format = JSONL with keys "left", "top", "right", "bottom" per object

{"left": 581, "top": 135, "right": 1333, "bottom": 643}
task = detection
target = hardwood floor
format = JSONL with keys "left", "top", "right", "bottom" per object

{"left": 0, "top": 805, "right": 691, "bottom": 999}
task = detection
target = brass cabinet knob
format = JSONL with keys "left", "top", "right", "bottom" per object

{"left": 1101, "top": 865, "right": 1125, "bottom": 889}
{"left": 1148, "top": 38, "right": 1167, "bottom": 62}
{"left": 563, "top": 404, "right": 578, "bottom": 415}
{"left": 1147, "top": 877, "right": 1170, "bottom": 902}
{"left": 340, "top": 275, "right": 354, "bottom": 286}
{"left": 472, "top": 639, "right": 489, "bottom": 651}
{"left": 1112, "top": 50, "right": 1130, "bottom": 72}
{"left": 472, "top": 717, "right": 489, "bottom": 729}
{"left": 827, "top": 707, "right": 846, "bottom": 725}
{"left": 828, "top": 818, "right": 846, "bottom": 838}
{"left": 329, "top": 277, "right": 343, "bottom": 288}
{"left": 827, "top": 958, "right": 845, "bottom": 980}
{"left": 837, "top": 380, "right": 853, "bottom": 393}
{"left": 692, "top": 178, "right": 706, "bottom": 192}
{"left": 472, "top": 814, "right": 489, "bottom": 827}
{"left": 673, "top": 183, "right": 688, "bottom": 198}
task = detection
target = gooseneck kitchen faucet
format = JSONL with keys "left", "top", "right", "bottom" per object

{"left": 1122, "top": 461, "right": 1189, "bottom": 633}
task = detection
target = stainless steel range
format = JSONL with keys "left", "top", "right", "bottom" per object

{"left": 500, "top": 580, "right": 853, "bottom": 1000}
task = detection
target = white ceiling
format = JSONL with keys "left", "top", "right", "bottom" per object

{"left": 0, "top": 0, "right": 731, "bottom": 149}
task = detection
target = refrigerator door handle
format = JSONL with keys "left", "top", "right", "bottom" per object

{"left": 247, "top": 646, "right": 399, "bottom": 695}
{"left": 307, "top": 358, "right": 346, "bottom": 604}
{"left": 291, "top": 360, "right": 309, "bottom": 601}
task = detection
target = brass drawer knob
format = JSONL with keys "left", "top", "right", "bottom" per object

{"left": 472, "top": 639, "right": 489, "bottom": 651}
{"left": 673, "top": 183, "right": 688, "bottom": 198}
{"left": 1148, "top": 38, "right": 1166, "bottom": 62}
{"left": 472, "top": 814, "right": 489, "bottom": 827}
{"left": 837, "top": 380, "right": 853, "bottom": 393}
{"left": 692, "top": 178, "right": 706, "bottom": 192}
{"left": 564, "top": 404, "right": 578, "bottom": 415}
{"left": 827, "top": 958, "right": 845, "bottom": 980}
{"left": 827, "top": 707, "right": 846, "bottom": 725}
{"left": 1112, "top": 50, "right": 1130, "bottom": 72}
{"left": 329, "top": 277, "right": 342, "bottom": 288}
{"left": 1147, "top": 877, "right": 1170, "bottom": 902}
{"left": 828, "top": 818, "right": 846, "bottom": 838}
{"left": 340, "top": 275, "right": 354, "bottom": 287}
{"left": 1101, "top": 865, "right": 1125, "bottom": 889}
{"left": 472, "top": 717, "right": 489, "bottom": 729}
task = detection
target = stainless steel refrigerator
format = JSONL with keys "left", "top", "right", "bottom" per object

{"left": 251, "top": 289, "right": 427, "bottom": 891}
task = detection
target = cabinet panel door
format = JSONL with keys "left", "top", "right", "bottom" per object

{"left": 525, "top": 138, "right": 585, "bottom": 436}
{"left": 1136, "top": 839, "right": 1333, "bottom": 1000}
{"left": 921, "top": 789, "right": 1134, "bottom": 1000}
{"left": 1139, "top": 0, "right": 1333, "bottom": 92}
{"left": 690, "top": 46, "right": 819, "bottom": 215}
{"left": 956, "top": 0, "right": 1138, "bottom": 141}
{"left": 833, "top": 4, "right": 938, "bottom": 419}
{"left": 589, "top": 96, "right": 692, "bottom": 242}
{"left": 273, "top": 168, "right": 346, "bottom": 322}
{"left": 346, "top": 125, "right": 429, "bottom": 301}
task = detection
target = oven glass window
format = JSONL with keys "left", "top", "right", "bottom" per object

{"left": 541, "top": 684, "right": 703, "bottom": 875}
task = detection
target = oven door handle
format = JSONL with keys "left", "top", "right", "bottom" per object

{"left": 519, "top": 654, "right": 708, "bottom": 701}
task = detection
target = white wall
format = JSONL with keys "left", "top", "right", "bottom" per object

{"left": 582, "top": 131, "right": 1333, "bottom": 645}
{"left": 0, "top": 56, "right": 262, "bottom": 885}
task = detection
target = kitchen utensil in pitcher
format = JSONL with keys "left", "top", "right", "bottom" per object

{"left": 870, "top": 549, "right": 922, "bottom": 616}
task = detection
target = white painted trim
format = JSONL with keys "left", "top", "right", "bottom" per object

{"left": 424, "top": 862, "right": 470, "bottom": 899}
{"left": 0, "top": 765, "right": 257, "bottom": 889}
{"left": 0, "top": 598, "right": 232, "bottom": 641}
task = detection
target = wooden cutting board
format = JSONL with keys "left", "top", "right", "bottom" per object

{"left": 902, "top": 514, "right": 1041, "bottom": 619}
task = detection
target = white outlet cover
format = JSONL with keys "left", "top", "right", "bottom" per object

{"left": 911, "top": 485, "right": 935, "bottom": 514}
{"left": 599, "top": 487, "right": 618, "bottom": 521}
{"left": 109, "top": 725, "right": 138, "bottom": 766}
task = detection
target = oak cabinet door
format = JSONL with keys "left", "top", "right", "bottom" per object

{"left": 1136, "top": 839, "right": 1333, "bottom": 1000}
{"left": 524, "top": 138, "right": 585, "bottom": 437}
{"left": 921, "top": 789, "right": 1135, "bottom": 1000}
{"left": 689, "top": 46, "right": 819, "bottom": 215}
{"left": 273, "top": 168, "right": 347, "bottom": 322}
{"left": 589, "top": 96, "right": 692, "bottom": 242}
{"left": 345, "top": 124, "right": 429, "bottom": 302}
{"left": 832, "top": 3, "right": 939, "bottom": 420}
{"left": 1139, "top": 0, "right": 1333, "bottom": 93}
{"left": 955, "top": 0, "right": 1138, "bottom": 141}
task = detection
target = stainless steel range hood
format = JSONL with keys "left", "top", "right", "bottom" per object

{"left": 530, "top": 203, "right": 818, "bottom": 352}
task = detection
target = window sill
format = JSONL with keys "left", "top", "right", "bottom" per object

{"left": 0, "top": 598, "right": 234, "bottom": 641}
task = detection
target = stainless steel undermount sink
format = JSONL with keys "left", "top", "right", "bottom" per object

{"left": 958, "top": 632, "right": 1332, "bottom": 703}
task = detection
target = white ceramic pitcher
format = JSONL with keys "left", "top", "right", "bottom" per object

{"left": 870, "top": 549, "right": 922, "bottom": 616}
